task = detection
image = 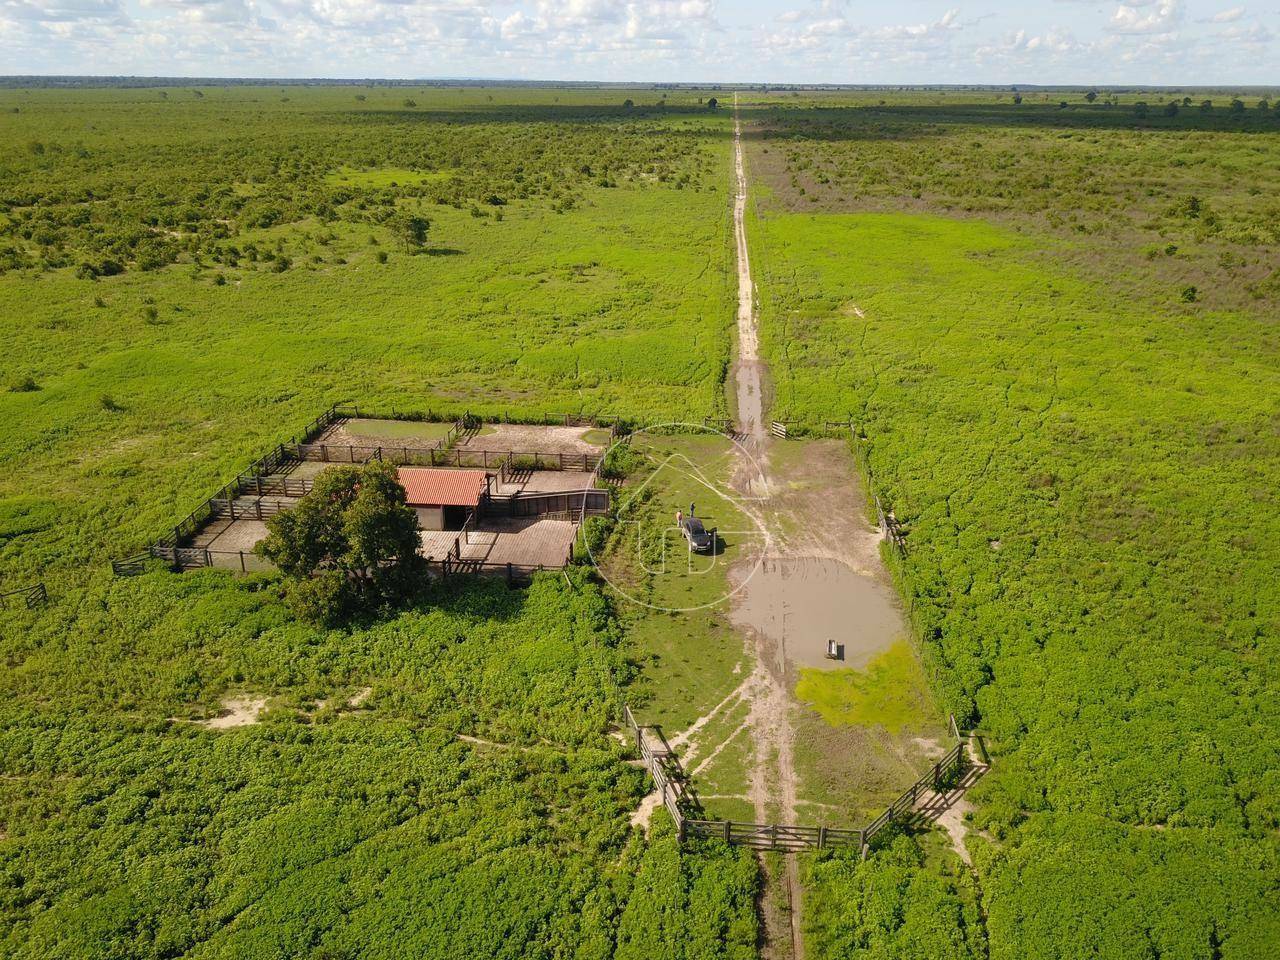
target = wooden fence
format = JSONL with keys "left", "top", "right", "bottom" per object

{"left": 874, "top": 494, "right": 908, "bottom": 555}
{"left": 624, "top": 704, "right": 979, "bottom": 858}
{"left": 328, "top": 403, "right": 623, "bottom": 433}
{"left": 0, "top": 582, "right": 47, "bottom": 610}
{"left": 287, "top": 442, "right": 601, "bottom": 474}
{"left": 482, "top": 489, "right": 611, "bottom": 520}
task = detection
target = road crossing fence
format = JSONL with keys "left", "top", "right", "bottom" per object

{"left": 624, "top": 704, "right": 985, "bottom": 858}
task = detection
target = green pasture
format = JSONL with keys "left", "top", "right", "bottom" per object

{"left": 0, "top": 568, "right": 759, "bottom": 958}
{"left": 0, "top": 155, "right": 733, "bottom": 585}
{"left": 751, "top": 204, "right": 1280, "bottom": 957}
{"left": 795, "top": 640, "right": 936, "bottom": 734}
{"left": 604, "top": 434, "right": 757, "bottom": 721}
{"left": 4, "top": 82, "right": 1280, "bottom": 960}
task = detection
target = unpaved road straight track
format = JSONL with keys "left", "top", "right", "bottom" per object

{"left": 729, "top": 94, "right": 806, "bottom": 960}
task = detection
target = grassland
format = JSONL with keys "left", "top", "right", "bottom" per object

{"left": 0, "top": 86, "right": 756, "bottom": 959}
{"left": 4, "top": 82, "right": 1280, "bottom": 960}
{"left": 746, "top": 96, "right": 1280, "bottom": 958}
{"left": 0, "top": 87, "right": 735, "bottom": 589}
{"left": 0, "top": 569, "right": 758, "bottom": 958}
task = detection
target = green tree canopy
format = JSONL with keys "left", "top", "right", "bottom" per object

{"left": 257, "top": 461, "right": 424, "bottom": 622}
{"left": 391, "top": 211, "right": 431, "bottom": 250}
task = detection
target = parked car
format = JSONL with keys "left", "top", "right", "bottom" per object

{"left": 680, "top": 516, "right": 714, "bottom": 552}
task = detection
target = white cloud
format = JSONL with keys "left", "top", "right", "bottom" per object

{"left": 2, "top": 0, "right": 122, "bottom": 20}
{"left": 2, "top": 0, "right": 1276, "bottom": 83}
{"left": 1109, "top": 0, "right": 1182, "bottom": 33}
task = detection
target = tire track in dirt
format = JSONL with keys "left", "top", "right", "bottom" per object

{"left": 730, "top": 93, "right": 805, "bottom": 960}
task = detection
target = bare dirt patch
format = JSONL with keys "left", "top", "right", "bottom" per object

{"left": 198, "top": 696, "right": 266, "bottom": 729}
{"left": 496, "top": 469, "right": 596, "bottom": 494}
{"left": 764, "top": 439, "right": 886, "bottom": 578}
{"left": 191, "top": 518, "right": 269, "bottom": 553}
{"left": 317, "top": 420, "right": 447, "bottom": 451}
{"left": 456, "top": 423, "right": 601, "bottom": 457}
{"left": 348, "top": 686, "right": 373, "bottom": 708}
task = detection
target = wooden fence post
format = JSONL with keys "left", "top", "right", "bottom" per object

{"left": 240, "top": 551, "right": 246, "bottom": 573}
{"left": 723, "top": 821, "right": 732, "bottom": 842}
{"left": 818, "top": 826, "right": 827, "bottom": 849}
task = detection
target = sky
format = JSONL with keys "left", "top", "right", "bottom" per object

{"left": 1, "top": 0, "right": 1276, "bottom": 84}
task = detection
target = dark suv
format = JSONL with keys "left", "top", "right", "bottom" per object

{"left": 680, "top": 516, "right": 714, "bottom": 553}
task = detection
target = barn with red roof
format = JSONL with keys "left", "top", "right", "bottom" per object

{"left": 396, "top": 467, "right": 489, "bottom": 531}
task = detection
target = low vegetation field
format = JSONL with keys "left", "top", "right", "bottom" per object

{"left": 0, "top": 567, "right": 759, "bottom": 958}
{"left": 0, "top": 85, "right": 735, "bottom": 589}
{"left": 3, "top": 81, "right": 1279, "bottom": 960}
{"left": 0, "top": 85, "right": 757, "bottom": 960}
{"left": 746, "top": 93, "right": 1280, "bottom": 958}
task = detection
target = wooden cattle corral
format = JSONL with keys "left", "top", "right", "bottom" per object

{"left": 113, "top": 404, "right": 617, "bottom": 578}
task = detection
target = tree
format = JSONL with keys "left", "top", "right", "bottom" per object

{"left": 1134, "top": 102, "right": 1149, "bottom": 118}
{"left": 1085, "top": 90, "right": 1098, "bottom": 103}
{"left": 391, "top": 211, "right": 430, "bottom": 250}
{"left": 1164, "top": 101, "right": 1179, "bottom": 117}
{"left": 1012, "top": 94, "right": 1023, "bottom": 105}
{"left": 1200, "top": 100, "right": 1213, "bottom": 113}
{"left": 1230, "top": 98, "right": 1245, "bottom": 114}
{"left": 707, "top": 97, "right": 719, "bottom": 111}
{"left": 257, "top": 461, "right": 424, "bottom": 623}
{"left": 623, "top": 99, "right": 634, "bottom": 109}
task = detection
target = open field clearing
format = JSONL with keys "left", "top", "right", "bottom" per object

{"left": 0, "top": 87, "right": 735, "bottom": 588}
{"left": 746, "top": 97, "right": 1280, "bottom": 957}
{"left": 4, "top": 81, "right": 1280, "bottom": 960}
{"left": 0, "top": 86, "right": 758, "bottom": 959}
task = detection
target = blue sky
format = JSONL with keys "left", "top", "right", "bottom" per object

{"left": 1, "top": 0, "right": 1276, "bottom": 83}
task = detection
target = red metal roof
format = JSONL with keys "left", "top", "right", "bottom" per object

{"left": 397, "top": 468, "right": 487, "bottom": 507}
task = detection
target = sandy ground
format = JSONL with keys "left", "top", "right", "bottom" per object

{"left": 192, "top": 518, "right": 270, "bottom": 554}
{"left": 494, "top": 470, "right": 596, "bottom": 495}
{"left": 419, "top": 517, "right": 576, "bottom": 568}
{"left": 198, "top": 696, "right": 266, "bottom": 729}
{"left": 457, "top": 424, "right": 602, "bottom": 457}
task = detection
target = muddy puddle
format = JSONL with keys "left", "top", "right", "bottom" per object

{"left": 729, "top": 557, "right": 906, "bottom": 672}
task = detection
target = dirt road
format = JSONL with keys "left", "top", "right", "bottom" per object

{"left": 732, "top": 101, "right": 767, "bottom": 456}
{"left": 729, "top": 93, "right": 805, "bottom": 960}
